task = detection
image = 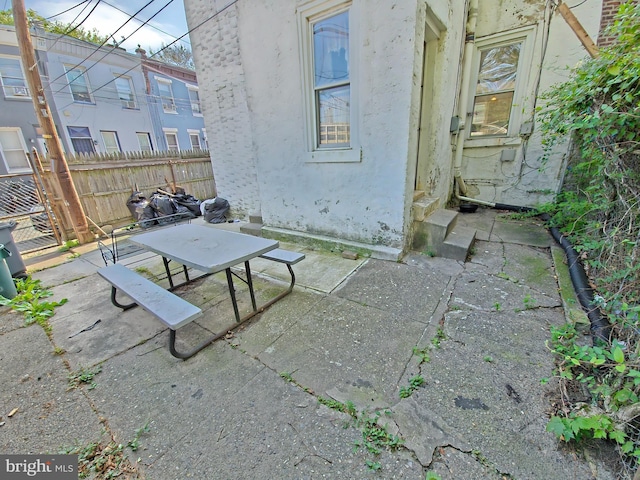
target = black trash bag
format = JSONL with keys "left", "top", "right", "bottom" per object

{"left": 174, "top": 193, "right": 202, "bottom": 217}
{"left": 149, "top": 192, "right": 195, "bottom": 225}
{"left": 204, "top": 197, "right": 230, "bottom": 224}
{"left": 126, "top": 191, "right": 157, "bottom": 228}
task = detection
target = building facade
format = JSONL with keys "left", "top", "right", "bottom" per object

{"left": 0, "top": 25, "right": 206, "bottom": 177}
{"left": 184, "top": 0, "right": 605, "bottom": 257}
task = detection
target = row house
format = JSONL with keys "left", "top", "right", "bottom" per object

{"left": 0, "top": 24, "right": 205, "bottom": 176}
{"left": 184, "top": 0, "right": 612, "bottom": 258}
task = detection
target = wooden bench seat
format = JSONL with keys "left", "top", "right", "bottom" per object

{"left": 98, "top": 263, "right": 206, "bottom": 359}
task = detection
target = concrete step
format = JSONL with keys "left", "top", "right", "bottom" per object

{"left": 412, "top": 197, "right": 440, "bottom": 222}
{"left": 425, "top": 208, "right": 458, "bottom": 247}
{"left": 441, "top": 225, "right": 476, "bottom": 262}
{"left": 412, "top": 208, "right": 476, "bottom": 261}
{"left": 240, "top": 222, "right": 263, "bottom": 237}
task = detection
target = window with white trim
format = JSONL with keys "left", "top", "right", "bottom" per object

{"left": 188, "top": 130, "right": 201, "bottom": 150}
{"left": 64, "top": 65, "right": 93, "bottom": 104}
{"left": 114, "top": 75, "right": 137, "bottom": 109}
{"left": 101, "top": 131, "right": 121, "bottom": 154}
{"left": 0, "top": 56, "right": 30, "bottom": 99}
{"left": 468, "top": 27, "right": 534, "bottom": 139}
{"left": 188, "top": 87, "right": 201, "bottom": 115}
{"left": 163, "top": 128, "right": 179, "bottom": 152}
{"left": 0, "top": 128, "right": 30, "bottom": 172}
{"left": 67, "top": 126, "right": 95, "bottom": 154}
{"left": 298, "top": 1, "right": 359, "bottom": 161}
{"left": 157, "top": 78, "right": 176, "bottom": 113}
{"left": 136, "top": 132, "right": 153, "bottom": 152}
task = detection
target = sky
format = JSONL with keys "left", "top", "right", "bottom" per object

{"left": 5, "top": 0, "right": 190, "bottom": 53}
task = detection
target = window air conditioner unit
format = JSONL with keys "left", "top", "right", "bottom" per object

{"left": 13, "top": 86, "right": 28, "bottom": 96}
{"left": 191, "top": 103, "right": 201, "bottom": 113}
{"left": 124, "top": 100, "right": 136, "bottom": 109}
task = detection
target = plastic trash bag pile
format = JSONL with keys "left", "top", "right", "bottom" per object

{"left": 126, "top": 187, "right": 230, "bottom": 227}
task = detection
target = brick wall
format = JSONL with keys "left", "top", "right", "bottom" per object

{"left": 598, "top": 0, "right": 638, "bottom": 46}
{"left": 184, "top": 0, "right": 260, "bottom": 218}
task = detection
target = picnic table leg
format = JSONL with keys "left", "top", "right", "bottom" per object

{"left": 162, "top": 257, "right": 174, "bottom": 289}
{"left": 110, "top": 286, "right": 137, "bottom": 310}
{"left": 225, "top": 267, "right": 241, "bottom": 322}
{"left": 244, "top": 261, "right": 257, "bottom": 312}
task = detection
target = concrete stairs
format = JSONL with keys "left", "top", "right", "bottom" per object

{"left": 240, "top": 214, "right": 263, "bottom": 237}
{"left": 412, "top": 193, "right": 476, "bottom": 262}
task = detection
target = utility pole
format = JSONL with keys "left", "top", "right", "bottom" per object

{"left": 12, "top": 0, "right": 94, "bottom": 244}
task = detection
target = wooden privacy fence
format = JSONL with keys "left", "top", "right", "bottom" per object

{"left": 40, "top": 150, "right": 216, "bottom": 231}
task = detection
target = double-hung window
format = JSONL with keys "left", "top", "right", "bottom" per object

{"left": 0, "top": 56, "right": 30, "bottom": 99}
{"left": 157, "top": 78, "right": 176, "bottom": 113}
{"left": 188, "top": 87, "right": 201, "bottom": 115}
{"left": 65, "top": 65, "right": 93, "bottom": 104}
{"left": 0, "top": 128, "right": 30, "bottom": 173}
{"left": 298, "top": 1, "right": 359, "bottom": 162}
{"left": 67, "top": 126, "right": 95, "bottom": 154}
{"left": 114, "top": 75, "right": 136, "bottom": 109}
{"left": 101, "top": 131, "right": 121, "bottom": 154}
{"left": 137, "top": 132, "right": 153, "bottom": 152}
{"left": 468, "top": 27, "right": 534, "bottom": 139}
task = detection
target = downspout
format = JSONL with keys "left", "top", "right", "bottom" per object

{"left": 452, "top": 0, "right": 478, "bottom": 198}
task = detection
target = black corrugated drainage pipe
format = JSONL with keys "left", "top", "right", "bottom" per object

{"left": 489, "top": 203, "right": 611, "bottom": 344}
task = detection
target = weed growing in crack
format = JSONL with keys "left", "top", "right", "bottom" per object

{"left": 425, "top": 471, "right": 442, "bottom": 480}
{"left": 431, "top": 328, "right": 446, "bottom": 348}
{"left": 0, "top": 277, "right": 67, "bottom": 336}
{"left": 354, "top": 410, "right": 403, "bottom": 456}
{"left": 68, "top": 365, "right": 102, "bottom": 390}
{"left": 399, "top": 375, "right": 425, "bottom": 398}
{"left": 61, "top": 424, "right": 149, "bottom": 479}
{"left": 493, "top": 302, "right": 501, "bottom": 311}
{"left": 412, "top": 346, "right": 431, "bottom": 364}
{"left": 523, "top": 294, "right": 536, "bottom": 309}
{"left": 318, "top": 397, "right": 357, "bottom": 418}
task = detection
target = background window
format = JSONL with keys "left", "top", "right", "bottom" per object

{"left": 65, "top": 66, "right": 93, "bottom": 103}
{"left": 67, "top": 126, "right": 95, "bottom": 154}
{"left": 470, "top": 43, "right": 521, "bottom": 137}
{"left": 189, "top": 132, "right": 201, "bottom": 149}
{"left": 157, "top": 80, "right": 176, "bottom": 113}
{"left": 313, "top": 10, "right": 350, "bottom": 148}
{"left": 114, "top": 76, "right": 136, "bottom": 109}
{"left": 189, "top": 88, "right": 201, "bottom": 114}
{"left": 165, "top": 132, "right": 179, "bottom": 152}
{"left": 0, "top": 128, "right": 30, "bottom": 172}
{"left": 101, "top": 131, "right": 121, "bottom": 154}
{"left": 0, "top": 57, "right": 30, "bottom": 98}
{"left": 136, "top": 132, "right": 153, "bottom": 152}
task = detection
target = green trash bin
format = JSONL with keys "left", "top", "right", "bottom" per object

{"left": 0, "top": 244, "right": 17, "bottom": 299}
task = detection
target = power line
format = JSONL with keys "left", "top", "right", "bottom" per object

{"left": 46, "top": 0, "right": 102, "bottom": 51}
{"left": 101, "top": 0, "right": 190, "bottom": 47}
{"left": 45, "top": 0, "right": 91, "bottom": 20}
{"left": 87, "top": 0, "right": 240, "bottom": 100}
{"left": 48, "top": 0, "right": 162, "bottom": 90}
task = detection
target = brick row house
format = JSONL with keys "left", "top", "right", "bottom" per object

{"left": 0, "top": 24, "right": 206, "bottom": 176}
{"left": 184, "top": 0, "right": 624, "bottom": 258}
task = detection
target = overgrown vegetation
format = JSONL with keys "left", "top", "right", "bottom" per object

{"left": 61, "top": 423, "right": 149, "bottom": 479}
{"left": 0, "top": 277, "right": 67, "bottom": 336}
{"left": 537, "top": 3, "right": 640, "bottom": 476}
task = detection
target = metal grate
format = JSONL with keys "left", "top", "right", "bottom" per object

{"left": 0, "top": 175, "right": 59, "bottom": 253}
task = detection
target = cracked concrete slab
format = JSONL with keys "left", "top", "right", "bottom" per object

{"left": 1, "top": 209, "right": 618, "bottom": 479}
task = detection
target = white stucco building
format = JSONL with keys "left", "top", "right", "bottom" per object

{"left": 184, "top": 0, "right": 604, "bottom": 258}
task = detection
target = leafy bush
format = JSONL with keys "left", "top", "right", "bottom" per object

{"left": 538, "top": 2, "right": 640, "bottom": 476}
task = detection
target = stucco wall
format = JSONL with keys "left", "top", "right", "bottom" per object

{"left": 458, "top": 0, "right": 603, "bottom": 207}
{"left": 186, "top": 0, "right": 426, "bottom": 248}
